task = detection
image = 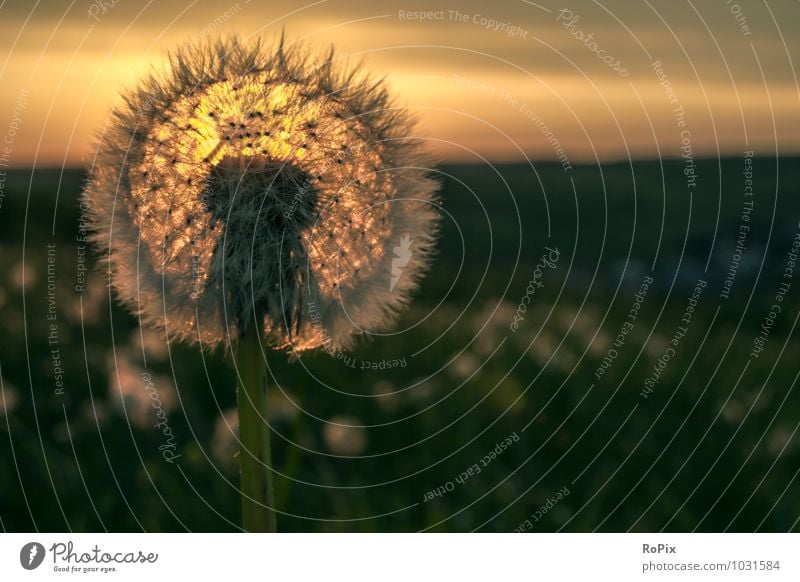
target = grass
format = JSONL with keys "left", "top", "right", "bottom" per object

{"left": 0, "top": 157, "right": 799, "bottom": 531}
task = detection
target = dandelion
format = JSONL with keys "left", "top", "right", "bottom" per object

{"left": 83, "top": 36, "right": 440, "bottom": 531}
{"left": 0, "top": 377, "right": 19, "bottom": 417}
{"left": 129, "top": 326, "right": 169, "bottom": 362}
{"left": 449, "top": 351, "right": 479, "bottom": 381}
{"left": 10, "top": 261, "right": 32, "bottom": 290}
{"left": 323, "top": 415, "right": 367, "bottom": 456}
{"left": 107, "top": 349, "right": 176, "bottom": 429}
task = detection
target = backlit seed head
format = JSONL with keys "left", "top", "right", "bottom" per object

{"left": 84, "top": 36, "right": 440, "bottom": 352}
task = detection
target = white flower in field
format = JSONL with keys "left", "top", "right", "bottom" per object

{"left": 323, "top": 414, "right": 367, "bottom": 455}
{"left": 768, "top": 423, "right": 795, "bottom": 457}
{"left": 450, "top": 351, "right": 479, "bottom": 380}
{"left": 130, "top": 326, "right": 169, "bottom": 361}
{"left": 0, "top": 379, "right": 18, "bottom": 416}
{"left": 107, "top": 349, "right": 176, "bottom": 429}
{"left": 10, "top": 261, "right": 32, "bottom": 290}
{"left": 84, "top": 36, "right": 440, "bottom": 352}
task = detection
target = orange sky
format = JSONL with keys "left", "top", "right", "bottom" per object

{"left": 0, "top": 0, "right": 798, "bottom": 166}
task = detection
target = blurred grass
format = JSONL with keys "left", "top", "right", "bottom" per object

{"left": 0, "top": 158, "right": 799, "bottom": 532}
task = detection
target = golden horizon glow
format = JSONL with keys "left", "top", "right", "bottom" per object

{"left": 1, "top": 0, "right": 799, "bottom": 167}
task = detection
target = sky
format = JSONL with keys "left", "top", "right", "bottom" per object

{"left": 0, "top": 0, "right": 798, "bottom": 166}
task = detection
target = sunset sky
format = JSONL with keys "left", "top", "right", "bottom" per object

{"left": 0, "top": 0, "right": 798, "bottom": 166}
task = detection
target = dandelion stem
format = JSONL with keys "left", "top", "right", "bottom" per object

{"left": 235, "top": 316, "right": 277, "bottom": 532}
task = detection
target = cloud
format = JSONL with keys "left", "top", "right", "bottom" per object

{"left": 0, "top": 0, "right": 797, "bottom": 164}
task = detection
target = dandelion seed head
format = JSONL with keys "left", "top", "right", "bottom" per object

{"left": 84, "top": 36, "right": 440, "bottom": 351}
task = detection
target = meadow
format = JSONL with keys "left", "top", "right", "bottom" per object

{"left": 1, "top": 157, "right": 798, "bottom": 531}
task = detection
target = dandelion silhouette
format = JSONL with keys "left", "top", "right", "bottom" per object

{"left": 84, "top": 36, "right": 440, "bottom": 531}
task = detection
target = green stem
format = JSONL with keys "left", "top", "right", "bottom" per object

{"left": 235, "top": 319, "right": 277, "bottom": 532}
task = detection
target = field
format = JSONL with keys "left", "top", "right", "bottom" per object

{"left": 1, "top": 157, "right": 799, "bottom": 532}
